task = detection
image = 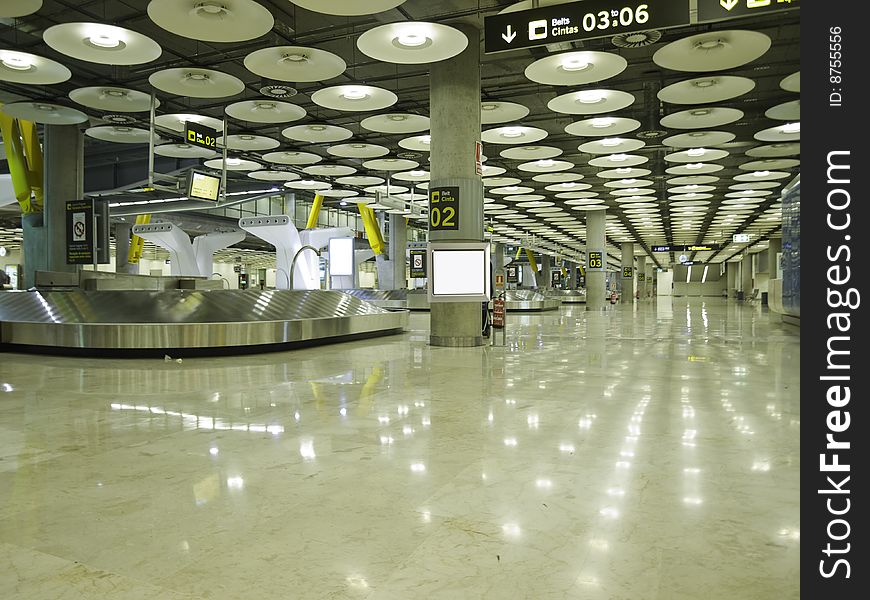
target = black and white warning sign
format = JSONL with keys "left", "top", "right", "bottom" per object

{"left": 410, "top": 249, "right": 427, "bottom": 278}
{"left": 66, "top": 199, "right": 94, "bottom": 264}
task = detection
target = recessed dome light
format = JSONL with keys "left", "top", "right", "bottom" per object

{"left": 577, "top": 90, "right": 604, "bottom": 104}
{"left": 590, "top": 118, "right": 614, "bottom": 128}
{"left": 693, "top": 79, "right": 716, "bottom": 88}
{"left": 421, "top": 135, "right": 431, "bottom": 144}
{"left": 501, "top": 127, "right": 524, "bottom": 138}
{"left": 481, "top": 103, "right": 498, "bottom": 111}
{"left": 610, "top": 154, "right": 629, "bottom": 163}
{"left": 687, "top": 148, "right": 707, "bottom": 157}
{"left": 341, "top": 86, "right": 368, "bottom": 100}
{"left": 396, "top": 30, "right": 429, "bottom": 47}
{"left": 1, "top": 54, "right": 32, "bottom": 70}
{"left": 690, "top": 109, "right": 711, "bottom": 116}
{"left": 537, "top": 159, "right": 555, "bottom": 167}
{"left": 410, "top": 170, "right": 425, "bottom": 176}
{"left": 562, "top": 58, "right": 590, "bottom": 72}
{"left": 615, "top": 167, "right": 632, "bottom": 173}
{"left": 782, "top": 122, "right": 800, "bottom": 133}
{"left": 309, "top": 125, "right": 326, "bottom": 131}
{"left": 226, "top": 158, "right": 242, "bottom": 166}
{"left": 685, "top": 163, "right": 705, "bottom": 170}
{"left": 600, "top": 138, "right": 621, "bottom": 147}
{"left": 753, "top": 170, "right": 770, "bottom": 177}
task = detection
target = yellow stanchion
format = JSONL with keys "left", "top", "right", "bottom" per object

{"left": 305, "top": 194, "right": 324, "bottom": 229}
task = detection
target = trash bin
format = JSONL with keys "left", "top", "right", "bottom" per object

{"left": 761, "top": 292, "right": 768, "bottom": 306}
{"left": 736, "top": 290, "right": 745, "bottom": 301}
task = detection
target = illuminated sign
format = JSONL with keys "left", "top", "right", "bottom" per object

{"left": 587, "top": 251, "right": 604, "bottom": 270}
{"left": 652, "top": 244, "right": 719, "bottom": 253}
{"left": 410, "top": 250, "right": 427, "bottom": 278}
{"left": 622, "top": 266, "right": 634, "bottom": 278}
{"left": 188, "top": 171, "right": 221, "bottom": 202}
{"left": 186, "top": 121, "right": 218, "bottom": 149}
{"left": 697, "top": 0, "right": 799, "bottom": 23}
{"left": 733, "top": 233, "right": 751, "bottom": 243}
{"left": 429, "top": 187, "right": 460, "bottom": 231}
{"left": 484, "top": 0, "right": 690, "bottom": 53}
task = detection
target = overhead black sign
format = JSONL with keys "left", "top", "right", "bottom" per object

{"left": 697, "top": 0, "right": 799, "bottom": 24}
{"left": 66, "top": 199, "right": 94, "bottom": 264}
{"left": 638, "top": 272, "right": 646, "bottom": 282}
{"left": 429, "top": 187, "right": 459, "bottom": 231}
{"left": 588, "top": 251, "right": 604, "bottom": 270}
{"left": 652, "top": 244, "right": 721, "bottom": 253}
{"left": 410, "top": 250, "right": 427, "bottom": 278}
{"left": 551, "top": 271, "right": 562, "bottom": 285}
{"left": 506, "top": 265, "right": 519, "bottom": 283}
{"left": 623, "top": 266, "right": 634, "bottom": 278}
{"left": 186, "top": 121, "right": 218, "bottom": 149}
{"left": 484, "top": 0, "right": 690, "bottom": 53}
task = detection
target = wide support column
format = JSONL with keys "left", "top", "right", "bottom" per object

{"left": 539, "top": 254, "right": 551, "bottom": 288}
{"left": 493, "top": 242, "right": 505, "bottom": 274}
{"left": 621, "top": 242, "right": 634, "bottom": 303}
{"left": 636, "top": 255, "right": 647, "bottom": 299}
{"left": 741, "top": 253, "right": 754, "bottom": 299}
{"left": 428, "top": 23, "right": 485, "bottom": 347}
{"left": 726, "top": 262, "right": 737, "bottom": 297}
{"left": 569, "top": 262, "right": 578, "bottom": 288}
{"left": 115, "top": 221, "right": 132, "bottom": 274}
{"left": 23, "top": 125, "right": 84, "bottom": 287}
{"left": 586, "top": 210, "right": 606, "bottom": 311}
{"left": 388, "top": 213, "right": 407, "bottom": 289}
{"left": 768, "top": 237, "right": 781, "bottom": 278}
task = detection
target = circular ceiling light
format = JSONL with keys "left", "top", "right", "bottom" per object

{"left": 480, "top": 165, "right": 505, "bottom": 178}
{"left": 357, "top": 22, "right": 468, "bottom": 64}
{"left": 311, "top": 85, "right": 398, "bottom": 112}
{"left": 219, "top": 134, "right": 280, "bottom": 151}
{"left": 337, "top": 175, "right": 385, "bottom": 186}
{"left": 653, "top": 30, "right": 771, "bottom": 72}
{"left": 225, "top": 100, "right": 306, "bottom": 123}
{"left": 204, "top": 157, "right": 261, "bottom": 171}
{"left": 525, "top": 50, "right": 627, "bottom": 86}
{"left": 664, "top": 148, "right": 729, "bottom": 163}
{"left": 248, "top": 170, "right": 301, "bottom": 182}
{"left": 289, "top": 0, "right": 406, "bottom": 15}
{"left": 262, "top": 151, "right": 322, "bottom": 165}
{"left": 518, "top": 159, "right": 573, "bottom": 173}
{"left": 659, "top": 107, "right": 744, "bottom": 129}
{"left": 604, "top": 178, "right": 654, "bottom": 189}
{"left": 739, "top": 158, "right": 799, "bottom": 171}
{"left": 155, "top": 143, "right": 217, "bottom": 159}
{"left": 548, "top": 89, "right": 634, "bottom": 114}
{"left": 43, "top": 23, "right": 161, "bottom": 65}
{"left": 578, "top": 138, "right": 645, "bottom": 154}
{"left": 729, "top": 181, "right": 781, "bottom": 190}
{"left": 244, "top": 46, "right": 346, "bottom": 82}
{"left": 303, "top": 164, "right": 357, "bottom": 177}
{"left": 663, "top": 130, "right": 735, "bottom": 148}
{"left": 533, "top": 172, "right": 584, "bottom": 183}
{"left": 565, "top": 116, "right": 640, "bottom": 137}
{"left": 0, "top": 50, "right": 70, "bottom": 84}
{"left": 398, "top": 134, "right": 432, "bottom": 152}
{"left": 765, "top": 100, "right": 800, "bottom": 121}
{"left": 1, "top": 101, "right": 87, "bottom": 125}
{"left": 320, "top": 189, "right": 359, "bottom": 199}
{"left": 363, "top": 158, "right": 420, "bottom": 171}
{"left": 589, "top": 154, "right": 648, "bottom": 167}
{"left": 491, "top": 186, "right": 534, "bottom": 195}
{"left": 733, "top": 170, "right": 791, "bottom": 182}
{"left": 780, "top": 71, "right": 800, "bottom": 93}
{"left": 657, "top": 76, "right": 755, "bottom": 104}
{"left": 482, "top": 126, "right": 548, "bottom": 145}
{"left": 597, "top": 167, "right": 651, "bottom": 179}
{"left": 665, "top": 163, "right": 724, "bottom": 175}
{"left": 392, "top": 169, "right": 431, "bottom": 182}
{"left": 153, "top": 113, "right": 224, "bottom": 133}
{"left": 667, "top": 175, "right": 720, "bottom": 186}
{"left": 149, "top": 67, "right": 244, "bottom": 99}
{"left": 361, "top": 113, "right": 430, "bottom": 134}
{"left": 328, "top": 143, "right": 390, "bottom": 159}
{"left": 147, "top": 0, "right": 273, "bottom": 43}
{"left": 754, "top": 123, "right": 800, "bottom": 142}
{"left": 482, "top": 177, "right": 522, "bottom": 188}
{"left": 500, "top": 146, "right": 562, "bottom": 160}
{"left": 68, "top": 86, "right": 155, "bottom": 112}
{"left": 281, "top": 124, "right": 353, "bottom": 143}
{"left": 285, "top": 179, "right": 331, "bottom": 190}
{"left": 364, "top": 184, "right": 410, "bottom": 195}
{"left": 0, "top": 0, "right": 42, "bottom": 17}
{"left": 481, "top": 101, "right": 529, "bottom": 124}
{"left": 85, "top": 126, "right": 154, "bottom": 144}
{"left": 745, "top": 143, "right": 800, "bottom": 158}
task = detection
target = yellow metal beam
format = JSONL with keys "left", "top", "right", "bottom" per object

{"left": 19, "top": 119, "right": 43, "bottom": 213}
{"left": 305, "top": 194, "right": 324, "bottom": 229}
{"left": 515, "top": 246, "right": 522, "bottom": 260}
{"left": 525, "top": 248, "right": 538, "bottom": 272}
{"left": 358, "top": 204, "right": 385, "bottom": 255}
{"left": 0, "top": 112, "right": 38, "bottom": 214}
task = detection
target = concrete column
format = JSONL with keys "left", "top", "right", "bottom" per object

{"left": 493, "top": 242, "right": 505, "bottom": 274}
{"left": 428, "top": 23, "right": 484, "bottom": 347}
{"left": 586, "top": 210, "right": 606, "bottom": 311}
{"left": 569, "top": 262, "right": 578, "bottom": 288}
{"left": 115, "top": 221, "right": 132, "bottom": 274}
{"left": 726, "top": 262, "right": 737, "bottom": 297}
{"left": 636, "top": 255, "right": 647, "bottom": 299}
{"left": 621, "top": 242, "right": 634, "bottom": 303}
{"left": 388, "top": 213, "right": 407, "bottom": 289}
{"left": 23, "top": 125, "right": 84, "bottom": 287}
{"left": 741, "top": 253, "right": 753, "bottom": 298}
{"left": 768, "top": 237, "right": 782, "bottom": 278}
{"left": 539, "top": 254, "right": 551, "bottom": 288}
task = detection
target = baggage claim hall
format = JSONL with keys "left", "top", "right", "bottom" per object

{"left": 0, "top": 0, "right": 800, "bottom": 598}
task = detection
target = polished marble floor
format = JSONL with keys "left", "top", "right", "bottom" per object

{"left": 0, "top": 298, "right": 799, "bottom": 599}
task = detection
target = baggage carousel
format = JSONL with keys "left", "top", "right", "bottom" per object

{"left": 496, "top": 290, "right": 561, "bottom": 312}
{"left": 544, "top": 289, "right": 587, "bottom": 304}
{"left": 340, "top": 289, "right": 431, "bottom": 311}
{"left": 0, "top": 290, "right": 408, "bottom": 356}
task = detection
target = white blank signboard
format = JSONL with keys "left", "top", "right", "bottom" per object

{"left": 432, "top": 249, "right": 486, "bottom": 296}
{"left": 329, "top": 238, "right": 354, "bottom": 276}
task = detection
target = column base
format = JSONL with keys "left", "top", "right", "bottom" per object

{"left": 430, "top": 335, "right": 484, "bottom": 347}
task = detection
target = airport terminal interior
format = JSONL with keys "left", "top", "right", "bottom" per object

{"left": 0, "top": 0, "right": 800, "bottom": 598}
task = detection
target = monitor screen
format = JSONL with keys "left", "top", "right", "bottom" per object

{"left": 432, "top": 249, "right": 486, "bottom": 296}
{"left": 328, "top": 237, "right": 354, "bottom": 277}
{"left": 188, "top": 171, "right": 221, "bottom": 202}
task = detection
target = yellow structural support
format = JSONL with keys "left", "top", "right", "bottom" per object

{"left": 128, "top": 214, "right": 152, "bottom": 264}
{"left": 358, "top": 203, "right": 385, "bottom": 255}
{"left": 305, "top": 194, "right": 324, "bottom": 229}
{"left": 515, "top": 246, "right": 522, "bottom": 260}
{"left": 0, "top": 111, "right": 40, "bottom": 214}
{"left": 525, "top": 248, "right": 538, "bottom": 272}
{"left": 19, "top": 120, "right": 44, "bottom": 213}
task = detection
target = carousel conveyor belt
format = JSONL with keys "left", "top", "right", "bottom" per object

{"left": 0, "top": 290, "right": 408, "bottom": 356}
